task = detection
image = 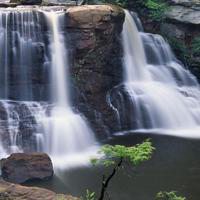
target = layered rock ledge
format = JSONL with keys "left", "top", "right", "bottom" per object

{"left": 0, "top": 180, "right": 79, "bottom": 200}
{"left": 166, "top": 0, "right": 200, "bottom": 25}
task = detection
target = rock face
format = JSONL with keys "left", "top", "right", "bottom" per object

{"left": 165, "top": 4, "right": 200, "bottom": 25}
{"left": 0, "top": 180, "right": 79, "bottom": 200}
{"left": 1, "top": 153, "right": 53, "bottom": 183}
{"left": 66, "top": 5, "right": 125, "bottom": 137}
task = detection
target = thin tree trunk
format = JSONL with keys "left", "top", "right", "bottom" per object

{"left": 98, "top": 158, "right": 123, "bottom": 200}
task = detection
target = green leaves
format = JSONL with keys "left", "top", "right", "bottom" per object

{"left": 145, "top": 0, "right": 169, "bottom": 21}
{"left": 81, "top": 190, "right": 96, "bottom": 200}
{"left": 156, "top": 191, "right": 186, "bottom": 200}
{"left": 91, "top": 139, "right": 155, "bottom": 167}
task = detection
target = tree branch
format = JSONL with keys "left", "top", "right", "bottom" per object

{"left": 98, "top": 158, "right": 123, "bottom": 200}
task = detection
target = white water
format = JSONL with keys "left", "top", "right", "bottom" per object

{"left": 43, "top": 12, "right": 98, "bottom": 169}
{"left": 121, "top": 10, "right": 200, "bottom": 136}
{"left": 0, "top": 9, "right": 98, "bottom": 169}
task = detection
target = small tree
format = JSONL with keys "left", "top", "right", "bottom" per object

{"left": 90, "top": 139, "right": 155, "bottom": 200}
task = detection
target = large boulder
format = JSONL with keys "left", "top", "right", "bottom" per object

{"left": 0, "top": 180, "right": 79, "bottom": 200}
{"left": 1, "top": 153, "right": 53, "bottom": 183}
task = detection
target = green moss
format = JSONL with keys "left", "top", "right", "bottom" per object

{"left": 156, "top": 191, "right": 186, "bottom": 200}
{"left": 145, "top": 0, "right": 169, "bottom": 22}
{"left": 192, "top": 36, "right": 200, "bottom": 56}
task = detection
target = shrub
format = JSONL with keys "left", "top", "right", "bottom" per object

{"left": 156, "top": 191, "right": 186, "bottom": 200}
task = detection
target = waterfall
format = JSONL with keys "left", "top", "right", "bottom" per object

{"left": 42, "top": 11, "right": 98, "bottom": 169}
{"left": 109, "top": 10, "right": 200, "bottom": 138}
{"left": 0, "top": 8, "right": 98, "bottom": 169}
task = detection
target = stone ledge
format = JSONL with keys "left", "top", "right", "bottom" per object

{"left": 0, "top": 180, "right": 79, "bottom": 200}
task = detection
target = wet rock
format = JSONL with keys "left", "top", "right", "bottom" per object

{"left": 1, "top": 153, "right": 53, "bottom": 183}
{"left": 165, "top": 5, "right": 200, "bottom": 25}
{"left": 9, "top": 0, "right": 42, "bottom": 5}
{"left": 0, "top": 180, "right": 79, "bottom": 200}
{"left": 67, "top": 5, "right": 125, "bottom": 138}
{"left": 169, "top": 0, "right": 200, "bottom": 7}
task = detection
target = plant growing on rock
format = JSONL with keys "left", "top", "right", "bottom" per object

{"left": 145, "top": 0, "right": 169, "bottom": 21}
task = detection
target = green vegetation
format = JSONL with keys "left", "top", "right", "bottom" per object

{"left": 145, "top": 0, "right": 169, "bottom": 21}
{"left": 156, "top": 191, "right": 186, "bottom": 200}
{"left": 166, "top": 37, "right": 190, "bottom": 63}
{"left": 192, "top": 37, "right": 200, "bottom": 56}
{"left": 85, "top": 0, "right": 169, "bottom": 22}
{"left": 89, "top": 139, "right": 155, "bottom": 200}
{"left": 81, "top": 140, "right": 186, "bottom": 200}
{"left": 81, "top": 190, "right": 96, "bottom": 200}
{"left": 81, "top": 140, "right": 188, "bottom": 200}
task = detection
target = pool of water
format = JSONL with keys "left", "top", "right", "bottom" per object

{"left": 25, "top": 132, "right": 200, "bottom": 200}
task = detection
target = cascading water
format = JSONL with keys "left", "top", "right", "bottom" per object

{"left": 0, "top": 8, "right": 98, "bottom": 169}
{"left": 109, "top": 10, "right": 200, "bottom": 138}
{"left": 41, "top": 11, "right": 98, "bottom": 169}
{"left": 0, "top": 9, "right": 48, "bottom": 156}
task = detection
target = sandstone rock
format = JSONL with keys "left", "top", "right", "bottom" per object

{"left": 0, "top": 180, "right": 79, "bottom": 200}
{"left": 66, "top": 5, "right": 124, "bottom": 29}
{"left": 1, "top": 153, "right": 53, "bottom": 183}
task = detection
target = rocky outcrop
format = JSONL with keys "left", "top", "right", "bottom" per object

{"left": 166, "top": 1, "right": 200, "bottom": 25}
{"left": 0, "top": 180, "right": 79, "bottom": 200}
{"left": 66, "top": 5, "right": 125, "bottom": 137}
{"left": 1, "top": 153, "right": 53, "bottom": 183}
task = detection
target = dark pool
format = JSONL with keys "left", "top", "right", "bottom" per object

{"left": 25, "top": 133, "right": 200, "bottom": 200}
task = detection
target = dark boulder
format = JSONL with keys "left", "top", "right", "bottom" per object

{"left": 1, "top": 153, "right": 53, "bottom": 183}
